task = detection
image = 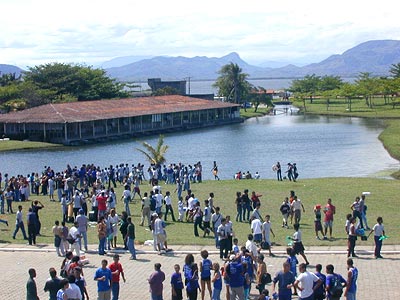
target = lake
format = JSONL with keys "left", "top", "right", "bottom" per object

{"left": 0, "top": 114, "right": 398, "bottom": 179}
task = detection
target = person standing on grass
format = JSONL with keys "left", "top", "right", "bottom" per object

{"left": 164, "top": 191, "right": 176, "bottom": 222}
{"left": 368, "top": 216, "right": 385, "bottom": 259}
{"left": 13, "top": 205, "right": 28, "bottom": 240}
{"left": 291, "top": 196, "right": 305, "bottom": 225}
{"left": 344, "top": 259, "right": 358, "bottom": 300}
{"left": 212, "top": 207, "right": 223, "bottom": 248}
{"left": 109, "top": 254, "right": 126, "bottom": 300}
{"left": 323, "top": 198, "right": 335, "bottom": 240}
{"left": 280, "top": 197, "right": 291, "bottom": 228}
{"left": 27, "top": 207, "right": 38, "bottom": 245}
{"left": 217, "top": 218, "right": 229, "bottom": 259}
{"left": 121, "top": 185, "right": 131, "bottom": 216}
{"left": 126, "top": 217, "right": 137, "bottom": 260}
{"left": 27, "top": 268, "right": 39, "bottom": 300}
{"left": 94, "top": 259, "right": 112, "bottom": 300}
{"left": 148, "top": 263, "right": 166, "bottom": 300}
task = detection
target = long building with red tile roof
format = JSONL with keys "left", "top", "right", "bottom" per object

{"left": 0, "top": 95, "right": 241, "bottom": 145}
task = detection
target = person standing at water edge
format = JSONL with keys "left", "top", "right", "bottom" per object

{"left": 275, "top": 162, "right": 282, "bottom": 181}
{"left": 212, "top": 161, "right": 220, "bottom": 180}
{"left": 27, "top": 268, "right": 39, "bottom": 300}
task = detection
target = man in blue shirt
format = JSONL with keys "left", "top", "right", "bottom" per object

{"left": 313, "top": 264, "right": 326, "bottom": 300}
{"left": 325, "top": 264, "right": 346, "bottom": 300}
{"left": 344, "top": 259, "right": 358, "bottom": 300}
{"left": 271, "top": 262, "right": 295, "bottom": 300}
{"left": 94, "top": 259, "right": 112, "bottom": 300}
{"left": 226, "top": 255, "right": 244, "bottom": 300}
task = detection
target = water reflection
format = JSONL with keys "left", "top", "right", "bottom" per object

{"left": 0, "top": 115, "right": 397, "bottom": 179}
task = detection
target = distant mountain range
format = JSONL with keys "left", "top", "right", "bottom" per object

{"left": 2, "top": 40, "right": 400, "bottom": 81}
{"left": 104, "top": 40, "right": 400, "bottom": 81}
{"left": 0, "top": 64, "right": 23, "bottom": 76}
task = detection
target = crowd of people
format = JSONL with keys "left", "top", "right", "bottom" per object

{"left": 0, "top": 162, "right": 388, "bottom": 300}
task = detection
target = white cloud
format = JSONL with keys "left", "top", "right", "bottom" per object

{"left": 1, "top": 0, "right": 400, "bottom": 67}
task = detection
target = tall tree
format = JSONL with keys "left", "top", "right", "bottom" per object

{"left": 23, "top": 63, "right": 130, "bottom": 102}
{"left": 136, "top": 135, "right": 169, "bottom": 166}
{"left": 213, "top": 63, "right": 251, "bottom": 105}
{"left": 389, "top": 62, "right": 400, "bottom": 78}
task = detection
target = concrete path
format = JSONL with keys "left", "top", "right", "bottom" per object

{"left": 1, "top": 243, "right": 399, "bottom": 300}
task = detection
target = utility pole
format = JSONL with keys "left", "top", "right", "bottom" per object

{"left": 186, "top": 77, "right": 191, "bottom": 95}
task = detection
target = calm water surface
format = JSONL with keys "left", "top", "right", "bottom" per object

{"left": 0, "top": 114, "right": 398, "bottom": 179}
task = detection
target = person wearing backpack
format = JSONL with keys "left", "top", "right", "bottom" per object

{"left": 325, "top": 264, "right": 346, "bottom": 300}
{"left": 343, "top": 259, "right": 358, "bottom": 300}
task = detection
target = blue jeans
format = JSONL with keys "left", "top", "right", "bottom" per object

{"left": 99, "top": 237, "right": 106, "bottom": 255}
{"left": 80, "top": 231, "right": 88, "bottom": 250}
{"left": 13, "top": 222, "right": 27, "bottom": 239}
{"left": 214, "top": 228, "right": 220, "bottom": 248}
{"left": 212, "top": 288, "right": 221, "bottom": 300}
{"left": 112, "top": 282, "right": 120, "bottom": 300}
{"left": 124, "top": 198, "right": 131, "bottom": 216}
{"left": 128, "top": 237, "right": 136, "bottom": 259}
{"left": 346, "top": 292, "right": 356, "bottom": 300}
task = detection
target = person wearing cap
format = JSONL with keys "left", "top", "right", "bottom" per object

{"left": 109, "top": 254, "right": 126, "bottom": 300}
{"left": 76, "top": 209, "right": 88, "bottom": 251}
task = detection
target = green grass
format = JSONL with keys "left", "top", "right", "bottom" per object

{"left": 240, "top": 107, "right": 271, "bottom": 118}
{"left": 0, "top": 140, "right": 61, "bottom": 152}
{"left": 293, "top": 96, "right": 400, "bottom": 118}
{"left": 1, "top": 178, "right": 398, "bottom": 247}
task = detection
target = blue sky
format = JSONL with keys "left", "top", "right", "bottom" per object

{"left": 1, "top": 0, "right": 399, "bottom": 68}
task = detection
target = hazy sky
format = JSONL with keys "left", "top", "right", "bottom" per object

{"left": 1, "top": 0, "right": 400, "bottom": 68}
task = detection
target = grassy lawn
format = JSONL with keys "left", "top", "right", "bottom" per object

{"left": 293, "top": 96, "right": 400, "bottom": 118}
{"left": 1, "top": 178, "right": 398, "bottom": 248}
{"left": 240, "top": 107, "right": 271, "bottom": 118}
{"left": 0, "top": 140, "right": 61, "bottom": 152}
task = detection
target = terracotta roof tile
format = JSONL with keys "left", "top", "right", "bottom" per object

{"left": 0, "top": 95, "right": 238, "bottom": 124}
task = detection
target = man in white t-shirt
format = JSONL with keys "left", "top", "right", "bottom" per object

{"left": 291, "top": 196, "right": 305, "bottom": 224}
{"left": 262, "top": 215, "right": 276, "bottom": 257}
{"left": 68, "top": 222, "right": 81, "bottom": 256}
{"left": 294, "top": 263, "right": 322, "bottom": 300}
{"left": 245, "top": 233, "right": 258, "bottom": 261}
{"left": 250, "top": 216, "right": 262, "bottom": 243}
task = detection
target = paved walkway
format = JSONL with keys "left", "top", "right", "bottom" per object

{"left": 1, "top": 243, "right": 399, "bottom": 299}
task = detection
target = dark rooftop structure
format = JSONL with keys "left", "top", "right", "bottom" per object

{"left": 0, "top": 95, "right": 241, "bottom": 145}
{"left": 148, "top": 78, "right": 186, "bottom": 95}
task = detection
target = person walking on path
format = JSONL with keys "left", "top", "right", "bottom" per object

{"left": 368, "top": 216, "right": 385, "bottom": 259}
{"left": 148, "top": 263, "right": 166, "bottom": 300}
{"left": 171, "top": 264, "right": 184, "bottom": 300}
{"left": 109, "top": 254, "right": 126, "bottom": 300}
{"left": 344, "top": 258, "right": 358, "bottom": 300}
{"left": 94, "top": 259, "right": 112, "bottom": 300}
{"left": 292, "top": 223, "right": 310, "bottom": 265}
{"left": 13, "top": 205, "right": 28, "bottom": 240}
{"left": 126, "top": 217, "right": 137, "bottom": 260}
{"left": 27, "top": 268, "right": 39, "bottom": 300}
{"left": 347, "top": 217, "right": 358, "bottom": 258}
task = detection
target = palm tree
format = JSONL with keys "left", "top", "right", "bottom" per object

{"left": 136, "top": 135, "right": 168, "bottom": 165}
{"left": 389, "top": 62, "right": 400, "bottom": 78}
{"left": 213, "top": 63, "right": 251, "bottom": 105}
